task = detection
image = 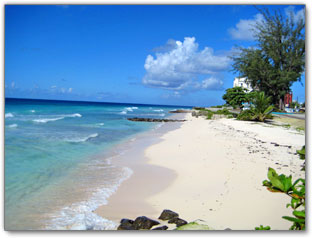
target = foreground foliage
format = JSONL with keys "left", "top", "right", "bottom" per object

{"left": 258, "top": 145, "right": 305, "bottom": 230}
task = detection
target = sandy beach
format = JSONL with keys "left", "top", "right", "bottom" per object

{"left": 96, "top": 112, "right": 305, "bottom": 230}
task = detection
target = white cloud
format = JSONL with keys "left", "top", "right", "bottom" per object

{"left": 201, "top": 77, "right": 224, "bottom": 90}
{"left": 68, "top": 88, "right": 73, "bottom": 93}
{"left": 285, "top": 6, "right": 305, "bottom": 23}
{"left": 51, "top": 85, "right": 57, "bottom": 89}
{"left": 142, "top": 37, "right": 229, "bottom": 92}
{"left": 228, "top": 13, "right": 264, "bottom": 41}
{"left": 11, "top": 82, "right": 15, "bottom": 88}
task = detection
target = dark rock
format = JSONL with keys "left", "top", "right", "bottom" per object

{"left": 152, "top": 225, "right": 169, "bottom": 230}
{"left": 128, "top": 117, "right": 186, "bottom": 123}
{"left": 168, "top": 217, "right": 188, "bottom": 227}
{"left": 158, "top": 209, "right": 179, "bottom": 220}
{"left": 133, "top": 216, "right": 160, "bottom": 230}
{"left": 224, "top": 228, "right": 232, "bottom": 230}
{"left": 117, "top": 218, "right": 135, "bottom": 230}
{"left": 169, "top": 109, "right": 191, "bottom": 113}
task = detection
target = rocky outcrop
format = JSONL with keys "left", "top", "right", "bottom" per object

{"left": 133, "top": 216, "right": 160, "bottom": 230}
{"left": 117, "top": 218, "right": 135, "bottom": 230}
{"left": 169, "top": 109, "right": 191, "bottom": 113}
{"left": 128, "top": 117, "right": 186, "bottom": 122}
{"left": 158, "top": 209, "right": 179, "bottom": 220}
{"left": 168, "top": 217, "right": 188, "bottom": 227}
{"left": 116, "top": 210, "right": 215, "bottom": 230}
{"left": 152, "top": 225, "right": 169, "bottom": 230}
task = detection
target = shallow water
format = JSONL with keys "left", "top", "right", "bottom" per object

{"left": 4, "top": 98, "right": 190, "bottom": 230}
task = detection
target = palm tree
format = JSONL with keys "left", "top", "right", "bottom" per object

{"left": 250, "top": 91, "right": 274, "bottom": 122}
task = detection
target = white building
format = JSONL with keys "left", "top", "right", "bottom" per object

{"left": 233, "top": 77, "right": 253, "bottom": 92}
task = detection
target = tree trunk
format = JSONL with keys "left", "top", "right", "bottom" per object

{"left": 279, "top": 98, "right": 285, "bottom": 110}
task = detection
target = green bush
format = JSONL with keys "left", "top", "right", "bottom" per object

{"left": 206, "top": 111, "right": 213, "bottom": 120}
{"left": 236, "top": 110, "right": 254, "bottom": 121}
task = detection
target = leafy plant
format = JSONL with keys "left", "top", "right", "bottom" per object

{"left": 255, "top": 225, "right": 271, "bottom": 230}
{"left": 236, "top": 109, "right": 254, "bottom": 121}
{"left": 261, "top": 145, "right": 305, "bottom": 230}
{"left": 236, "top": 91, "right": 274, "bottom": 122}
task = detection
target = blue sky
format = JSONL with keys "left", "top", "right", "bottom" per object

{"left": 5, "top": 5, "right": 305, "bottom": 106}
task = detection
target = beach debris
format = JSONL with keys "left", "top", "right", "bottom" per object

{"left": 128, "top": 118, "right": 186, "bottom": 122}
{"left": 133, "top": 216, "right": 160, "bottom": 230}
{"left": 158, "top": 209, "right": 179, "bottom": 221}
{"left": 168, "top": 217, "right": 188, "bottom": 227}
{"left": 152, "top": 225, "right": 169, "bottom": 230}
{"left": 117, "top": 219, "right": 135, "bottom": 230}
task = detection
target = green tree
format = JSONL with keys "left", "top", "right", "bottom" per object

{"left": 222, "top": 87, "right": 247, "bottom": 109}
{"left": 231, "top": 8, "right": 305, "bottom": 109}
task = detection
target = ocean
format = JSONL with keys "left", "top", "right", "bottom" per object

{"left": 4, "top": 98, "right": 190, "bottom": 230}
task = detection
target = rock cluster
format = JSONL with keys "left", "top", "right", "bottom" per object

{"left": 117, "top": 209, "right": 188, "bottom": 230}
{"left": 169, "top": 109, "right": 191, "bottom": 113}
{"left": 127, "top": 118, "right": 186, "bottom": 122}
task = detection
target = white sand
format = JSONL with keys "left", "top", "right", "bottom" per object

{"left": 145, "top": 113, "right": 305, "bottom": 230}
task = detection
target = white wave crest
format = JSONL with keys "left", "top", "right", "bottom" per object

{"left": 33, "top": 113, "right": 82, "bottom": 123}
{"left": 33, "top": 117, "right": 65, "bottom": 123}
{"left": 68, "top": 113, "right": 82, "bottom": 118}
{"left": 30, "top": 110, "right": 36, "bottom": 113}
{"left": 98, "top": 123, "right": 104, "bottom": 126}
{"left": 7, "top": 124, "right": 18, "bottom": 128}
{"left": 66, "top": 133, "right": 98, "bottom": 143}
{"left": 5, "top": 113, "right": 14, "bottom": 118}
{"left": 46, "top": 167, "right": 133, "bottom": 230}
{"left": 120, "top": 107, "right": 138, "bottom": 115}
{"left": 153, "top": 109, "right": 164, "bottom": 112}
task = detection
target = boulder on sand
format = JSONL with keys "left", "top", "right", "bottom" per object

{"left": 158, "top": 209, "right": 179, "bottom": 221}
{"left": 133, "top": 216, "right": 160, "bottom": 230}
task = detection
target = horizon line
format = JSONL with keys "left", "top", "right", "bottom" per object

{"left": 5, "top": 97, "right": 195, "bottom": 108}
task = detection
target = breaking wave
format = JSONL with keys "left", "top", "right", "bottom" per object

{"left": 65, "top": 133, "right": 99, "bottom": 143}
{"left": 46, "top": 167, "right": 133, "bottom": 230}
{"left": 33, "top": 113, "right": 82, "bottom": 123}
{"left": 5, "top": 113, "right": 14, "bottom": 118}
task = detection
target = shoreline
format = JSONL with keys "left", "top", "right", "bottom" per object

{"left": 95, "top": 113, "right": 187, "bottom": 226}
{"left": 97, "top": 113, "right": 305, "bottom": 230}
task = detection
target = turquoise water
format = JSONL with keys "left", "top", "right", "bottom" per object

{"left": 5, "top": 98, "right": 190, "bottom": 230}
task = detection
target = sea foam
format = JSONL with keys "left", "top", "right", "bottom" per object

{"left": 66, "top": 133, "right": 98, "bottom": 143}
{"left": 46, "top": 167, "right": 133, "bottom": 230}
{"left": 33, "top": 113, "right": 82, "bottom": 123}
{"left": 120, "top": 107, "right": 139, "bottom": 115}
{"left": 5, "top": 113, "right": 14, "bottom": 118}
{"left": 7, "top": 124, "right": 18, "bottom": 128}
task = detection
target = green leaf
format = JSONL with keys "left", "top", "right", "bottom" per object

{"left": 282, "top": 216, "right": 305, "bottom": 224}
{"left": 293, "top": 210, "right": 305, "bottom": 219}
{"left": 267, "top": 168, "right": 284, "bottom": 191}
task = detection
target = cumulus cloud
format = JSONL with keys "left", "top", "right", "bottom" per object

{"left": 142, "top": 37, "right": 229, "bottom": 92}
{"left": 228, "top": 13, "right": 264, "bottom": 41}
